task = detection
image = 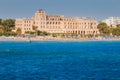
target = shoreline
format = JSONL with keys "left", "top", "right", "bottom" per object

{"left": 0, "top": 36, "right": 120, "bottom": 42}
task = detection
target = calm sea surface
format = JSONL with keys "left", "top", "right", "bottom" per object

{"left": 0, "top": 41, "right": 120, "bottom": 80}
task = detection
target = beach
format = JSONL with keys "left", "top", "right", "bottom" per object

{"left": 0, "top": 36, "right": 120, "bottom": 42}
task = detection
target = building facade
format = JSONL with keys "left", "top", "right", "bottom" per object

{"left": 15, "top": 18, "right": 34, "bottom": 34}
{"left": 15, "top": 9, "right": 99, "bottom": 35}
{"left": 102, "top": 17, "right": 120, "bottom": 27}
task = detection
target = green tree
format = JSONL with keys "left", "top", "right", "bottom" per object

{"left": 97, "top": 22, "right": 111, "bottom": 36}
{"left": 25, "top": 31, "right": 35, "bottom": 35}
{"left": 2, "top": 19, "right": 15, "bottom": 27}
{"left": 3, "top": 26, "right": 12, "bottom": 33}
{"left": 37, "top": 30, "right": 42, "bottom": 35}
{"left": 16, "top": 28, "right": 22, "bottom": 35}
{"left": 37, "top": 30, "right": 50, "bottom": 36}
{"left": 52, "top": 33, "right": 57, "bottom": 37}
{"left": 0, "top": 19, "right": 16, "bottom": 36}
{"left": 112, "top": 27, "right": 120, "bottom": 36}
{"left": 42, "top": 31, "right": 49, "bottom": 36}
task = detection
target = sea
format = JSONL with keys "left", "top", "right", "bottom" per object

{"left": 0, "top": 41, "right": 120, "bottom": 80}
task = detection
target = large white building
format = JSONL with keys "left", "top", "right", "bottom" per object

{"left": 15, "top": 9, "right": 99, "bottom": 35}
{"left": 102, "top": 17, "right": 120, "bottom": 27}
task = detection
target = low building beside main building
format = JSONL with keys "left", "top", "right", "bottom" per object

{"left": 15, "top": 18, "right": 34, "bottom": 34}
{"left": 15, "top": 9, "right": 99, "bottom": 35}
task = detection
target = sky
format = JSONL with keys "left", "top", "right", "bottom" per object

{"left": 0, "top": 0, "right": 120, "bottom": 21}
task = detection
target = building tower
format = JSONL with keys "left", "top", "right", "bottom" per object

{"left": 34, "top": 9, "right": 46, "bottom": 31}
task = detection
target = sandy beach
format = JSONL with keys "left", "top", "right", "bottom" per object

{"left": 0, "top": 36, "right": 120, "bottom": 42}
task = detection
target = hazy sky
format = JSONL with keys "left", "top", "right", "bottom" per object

{"left": 0, "top": 0, "right": 120, "bottom": 21}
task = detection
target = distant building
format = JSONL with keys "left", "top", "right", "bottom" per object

{"left": 102, "top": 17, "right": 120, "bottom": 27}
{"left": 15, "top": 9, "right": 99, "bottom": 35}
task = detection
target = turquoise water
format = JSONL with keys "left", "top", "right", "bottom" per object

{"left": 0, "top": 41, "right": 120, "bottom": 80}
